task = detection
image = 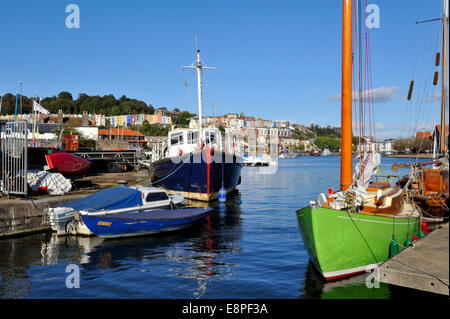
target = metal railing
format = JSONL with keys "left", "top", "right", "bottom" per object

{"left": 1, "top": 121, "right": 28, "bottom": 196}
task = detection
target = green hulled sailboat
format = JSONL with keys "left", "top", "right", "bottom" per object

{"left": 296, "top": 0, "right": 421, "bottom": 281}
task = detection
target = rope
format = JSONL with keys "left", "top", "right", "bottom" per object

{"left": 345, "top": 213, "right": 378, "bottom": 265}
{"left": 30, "top": 198, "right": 46, "bottom": 214}
{"left": 146, "top": 152, "right": 193, "bottom": 186}
{"left": 349, "top": 211, "right": 449, "bottom": 272}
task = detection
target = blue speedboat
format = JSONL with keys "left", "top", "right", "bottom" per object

{"left": 48, "top": 186, "right": 185, "bottom": 236}
{"left": 80, "top": 207, "right": 212, "bottom": 239}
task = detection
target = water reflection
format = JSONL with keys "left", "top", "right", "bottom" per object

{"left": 299, "top": 262, "right": 390, "bottom": 299}
{"left": 0, "top": 193, "right": 243, "bottom": 298}
{"left": 0, "top": 156, "right": 437, "bottom": 299}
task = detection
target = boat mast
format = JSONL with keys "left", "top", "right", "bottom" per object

{"left": 341, "top": 0, "right": 353, "bottom": 191}
{"left": 196, "top": 49, "right": 204, "bottom": 145}
{"left": 440, "top": 0, "right": 448, "bottom": 154}
{"left": 183, "top": 38, "right": 215, "bottom": 147}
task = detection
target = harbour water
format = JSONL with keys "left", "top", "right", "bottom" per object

{"left": 0, "top": 156, "right": 443, "bottom": 299}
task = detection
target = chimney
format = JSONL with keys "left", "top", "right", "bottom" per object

{"left": 82, "top": 111, "right": 89, "bottom": 126}
{"left": 58, "top": 109, "right": 63, "bottom": 124}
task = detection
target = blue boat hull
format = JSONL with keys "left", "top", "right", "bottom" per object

{"left": 81, "top": 207, "right": 212, "bottom": 239}
{"left": 150, "top": 150, "right": 242, "bottom": 201}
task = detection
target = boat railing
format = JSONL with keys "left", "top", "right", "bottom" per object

{"left": 149, "top": 139, "right": 169, "bottom": 162}
{"left": 371, "top": 174, "right": 399, "bottom": 185}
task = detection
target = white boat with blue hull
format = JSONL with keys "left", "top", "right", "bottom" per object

{"left": 48, "top": 187, "right": 184, "bottom": 236}
{"left": 150, "top": 46, "right": 242, "bottom": 201}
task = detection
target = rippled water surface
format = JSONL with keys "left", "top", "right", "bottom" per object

{"left": 0, "top": 156, "right": 440, "bottom": 298}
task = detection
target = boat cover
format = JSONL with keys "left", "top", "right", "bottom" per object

{"left": 62, "top": 187, "right": 143, "bottom": 211}
{"left": 82, "top": 207, "right": 212, "bottom": 221}
{"left": 27, "top": 170, "right": 72, "bottom": 195}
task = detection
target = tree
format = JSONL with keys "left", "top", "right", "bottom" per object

{"left": 58, "top": 91, "right": 73, "bottom": 100}
{"left": 393, "top": 138, "right": 413, "bottom": 153}
{"left": 314, "top": 136, "right": 341, "bottom": 151}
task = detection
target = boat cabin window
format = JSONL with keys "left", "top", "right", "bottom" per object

{"left": 204, "top": 131, "right": 216, "bottom": 145}
{"left": 187, "top": 131, "right": 199, "bottom": 144}
{"left": 170, "top": 132, "right": 184, "bottom": 146}
{"left": 146, "top": 192, "right": 169, "bottom": 202}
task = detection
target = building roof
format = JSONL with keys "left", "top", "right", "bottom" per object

{"left": 434, "top": 124, "right": 449, "bottom": 136}
{"left": 98, "top": 128, "right": 145, "bottom": 137}
{"left": 416, "top": 131, "right": 432, "bottom": 139}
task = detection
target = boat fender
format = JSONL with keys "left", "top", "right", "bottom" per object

{"left": 404, "top": 237, "right": 412, "bottom": 247}
{"left": 218, "top": 186, "right": 226, "bottom": 203}
{"left": 421, "top": 221, "right": 429, "bottom": 234}
{"left": 179, "top": 149, "right": 183, "bottom": 156}
{"left": 389, "top": 236, "right": 399, "bottom": 257}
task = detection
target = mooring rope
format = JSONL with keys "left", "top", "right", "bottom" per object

{"left": 142, "top": 152, "right": 194, "bottom": 186}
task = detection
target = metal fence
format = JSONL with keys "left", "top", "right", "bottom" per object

{"left": 0, "top": 121, "right": 28, "bottom": 196}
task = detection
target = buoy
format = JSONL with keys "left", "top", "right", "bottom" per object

{"left": 404, "top": 237, "right": 413, "bottom": 248}
{"left": 418, "top": 230, "right": 425, "bottom": 239}
{"left": 178, "top": 149, "right": 183, "bottom": 156}
{"left": 412, "top": 234, "right": 419, "bottom": 242}
{"left": 389, "top": 236, "right": 399, "bottom": 257}
{"left": 218, "top": 186, "right": 226, "bottom": 203}
{"left": 421, "top": 221, "right": 429, "bottom": 235}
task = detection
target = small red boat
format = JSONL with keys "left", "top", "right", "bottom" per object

{"left": 45, "top": 152, "right": 92, "bottom": 177}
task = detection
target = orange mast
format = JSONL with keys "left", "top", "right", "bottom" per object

{"left": 340, "top": 0, "right": 353, "bottom": 191}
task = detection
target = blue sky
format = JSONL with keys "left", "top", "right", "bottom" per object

{"left": 0, "top": 0, "right": 447, "bottom": 139}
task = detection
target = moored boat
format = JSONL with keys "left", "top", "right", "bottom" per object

{"left": 393, "top": 1, "right": 449, "bottom": 225}
{"left": 45, "top": 151, "right": 91, "bottom": 177}
{"left": 297, "top": 187, "right": 420, "bottom": 280}
{"left": 48, "top": 186, "right": 185, "bottom": 236}
{"left": 149, "top": 46, "right": 242, "bottom": 201}
{"left": 295, "top": 0, "right": 422, "bottom": 281}
{"left": 80, "top": 207, "right": 212, "bottom": 239}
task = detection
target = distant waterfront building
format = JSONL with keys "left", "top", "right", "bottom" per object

{"left": 416, "top": 131, "right": 432, "bottom": 140}
{"left": 432, "top": 124, "right": 449, "bottom": 151}
{"left": 375, "top": 139, "right": 394, "bottom": 153}
{"left": 98, "top": 128, "right": 147, "bottom": 147}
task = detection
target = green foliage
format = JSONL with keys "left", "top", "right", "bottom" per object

{"left": 314, "top": 136, "right": 341, "bottom": 151}
{"left": 172, "top": 111, "right": 196, "bottom": 126}
{"left": 309, "top": 124, "right": 341, "bottom": 138}
{"left": 0, "top": 93, "right": 33, "bottom": 115}
{"left": 291, "top": 127, "right": 313, "bottom": 140}
{"left": 1, "top": 92, "right": 157, "bottom": 116}
{"left": 53, "top": 124, "right": 80, "bottom": 137}
{"left": 394, "top": 137, "right": 432, "bottom": 153}
{"left": 130, "top": 121, "right": 169, "bottom": 137}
